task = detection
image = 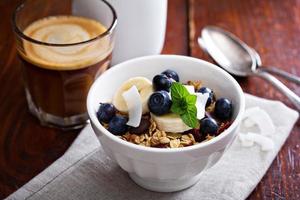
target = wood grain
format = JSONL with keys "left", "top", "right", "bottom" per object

{"left": 0, "top": 0, "right": 299, "bottom": 199}
{"left": 188, "top": 0, "right": 300, "bottom": 199}
{"left": 162, "top": 0, "right": 189, "bottom": 55}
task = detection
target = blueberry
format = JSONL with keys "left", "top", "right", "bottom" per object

{"left": 108, "top": 116, "right": 128, "bottom": 135}
{"left": 148, "top": 91, "right": 172, "bottom": 115}
{"left": 129, "top": 118, "right": 151, "bottom": 135}
{"left": 161, "top": 69, "right": 180, "bottom": 82}
{"left": 97, "top": 103, "right": 116, "bottom": 123}
{"left": 200, "top": 117, "right": 219, "bottom": 136}
{"left": 214, "top": 98, "right": 233, "bottom": 120}
{"left": 197, "top": 87, "right": 215, "bottom": 107}
{"left": 152, "top": 74, "right": 172, "bottom": 92}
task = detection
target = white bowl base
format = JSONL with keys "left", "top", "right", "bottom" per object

{"left": 129, "top": 173, "right": 202, "bottom": 192}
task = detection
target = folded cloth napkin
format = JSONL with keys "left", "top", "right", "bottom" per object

{"left": 6, "top": 94, "right": 299, "bottom": 200}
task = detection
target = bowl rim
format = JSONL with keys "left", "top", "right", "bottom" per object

{"left": 87, "top": 55, "right": 245, "bottom": 153}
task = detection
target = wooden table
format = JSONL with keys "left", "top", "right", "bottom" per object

{"left": 0, "top": 0, "right": 299, "bottom": 199}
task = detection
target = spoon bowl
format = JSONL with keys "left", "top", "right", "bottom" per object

{"left": 199, "top": 26, "right": 300, "bottom": 110}
{"left": 200, "top": 26, "right": 256, "bottom": 77}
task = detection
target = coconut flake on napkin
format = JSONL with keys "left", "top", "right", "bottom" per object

{"left": 242, "top": 106, "right": 275, "bottom": 136}
{"left": 6, "top": 94, "right": 299, "bottom": 200}
{"left": 239, "top": 132, "right": 275, "bottom": 151}
{"left": 239, "top": 106, "right": 276, "bottom": 151}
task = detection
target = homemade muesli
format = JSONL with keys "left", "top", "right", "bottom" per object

{"left": 97, "top": 69, "right": 233, "bottom": 148}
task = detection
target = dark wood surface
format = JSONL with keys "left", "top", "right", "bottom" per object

{"left": 0, "top": 0, "right": 299, "bottom": 199}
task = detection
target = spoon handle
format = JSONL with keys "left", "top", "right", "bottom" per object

{"left": 259, "top": 66, "right": 300, "bottom": 85}
{"left": 254, "top": 71, "right": 300, "bottom": 111}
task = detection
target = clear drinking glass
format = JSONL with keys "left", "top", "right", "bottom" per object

{"left": 12, "top": 0, "right": 117, "bottom": 130}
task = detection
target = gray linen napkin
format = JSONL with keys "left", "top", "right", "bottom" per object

{"left": 6, "top": 94, "right": 299, "bottom": 200}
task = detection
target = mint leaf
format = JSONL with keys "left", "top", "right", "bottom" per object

{"left": 186, "top": 94, "right": 197, "bottom": 106}
{"left": 171, "top": 101, "right": 186, "bottom": 115}
{"left": 170, "top": 82, "right": 190, "bottom": 101}
{"left": 181, "top": 106, "right": 199, "bottom": 128}
{"left": 170, "top": 83, "right": 199, "bottom": 128}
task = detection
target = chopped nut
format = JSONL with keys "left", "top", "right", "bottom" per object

{"left": 218, "top": 121, "right": 232, "bottom": 134}
{"left": 159, "top": 137, "right": 170, "bottom": 144}
{"left": 161, "top": 131, "right": 167, "bottom": 138}
{"left": 152, "top": 130, "right": 160, "bottom": 138}
{"left": 145, "top": 139, "right": 151, "bottom": 147}
{"left": 180, "top": 135, "right": 193, "bottom": 146}
{"left": 130, "top": 134, "right": 141, "bottom": 144}
{"left": 170, "top": 139, "right": 181, "bottom": 148}
{"left": 188, "top": 134, "right": 196, "bottom": 144}
{"left": 187, "top": 80, "right": 202, "bottom": 91}
{"left": 166, "top": 132, "right": 182, "bottom": 139}
{"left": 102, "top": 123, "right": 109, "bottom": 129}
{"left": 122, "top": 132, "right": 131, "bottom": 141}
{"left": 181, "top": 135, "right": 190, "bottom": 141}
{"left": 149, "top": 119, "right": 157, "bottom": 135}
{"left": 206, "top": 102, "right": 215, "bottom": 113}
{"left": 180, "top": 140, "right": 193, "bottom": 146}
{"left": 139, "top": 134, "right": 145, "bottom": 142}
{"left": 150, "top": 137, "right": 160, "bottom": 146}
{"left": 153, "top": 130, "right": 166, "bottom": 139}
{"left": 134, "top": 136, "right": 141, "bottom": 144}
{"left": 205, "top": 134, "right": 215, "bottom": 141}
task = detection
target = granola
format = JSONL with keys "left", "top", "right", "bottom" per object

{"left": 119, "top": 119, "right": 212, "bottom": 148}
{"left": 97, "top": 71, "right": 233, "bottom": 149}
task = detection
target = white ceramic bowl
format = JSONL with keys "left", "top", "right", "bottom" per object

{"left": 87, "top": 55, "right": 245, "bottom": 192}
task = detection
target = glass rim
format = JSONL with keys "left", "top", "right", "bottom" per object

{"left": 12, "top": 0, "right": 117, "bottom": 47}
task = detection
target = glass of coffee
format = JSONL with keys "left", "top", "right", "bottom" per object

{"left": 12, "top": 0, "right": 117, "bottom": 130}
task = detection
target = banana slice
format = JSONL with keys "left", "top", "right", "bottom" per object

{"left": 151, "top": 113, "right": 192, "bottom": 133}
{"left": 113, "top": 77, "right": 154, "bottom": 114}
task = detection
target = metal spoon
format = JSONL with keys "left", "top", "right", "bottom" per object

{"left": 198, "top": 26, "right": 300, "bottom": 83}
{"left": 198, "top": 26, "right": 300, "bottom": 110}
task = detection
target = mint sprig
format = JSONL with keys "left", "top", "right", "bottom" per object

{"left": 170, "top": 82, "right": 199, "bottom": 128}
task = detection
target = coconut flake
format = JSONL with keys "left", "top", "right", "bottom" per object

{"left": 122, "top": 86, "right": 142, "bottom": 127}
{"left": 184, "top": 85, "right": 195, "bottom": 94}
{"left": 239, "top": 132, "right": 274, "bottom": 151}
{"left": 243, "top": 107, "right": 275, "bottom": 136}
{"left": 240, "top": 107, "right": 276, "bottom": 152}
{"left": 243, "top": 118, "right": 256, "bottom": 128}
{"left": 239, "top": 133, "right": 254, "bottom": 147}
{"left": 195, "top": 93, "right": 209, "bottom": 120}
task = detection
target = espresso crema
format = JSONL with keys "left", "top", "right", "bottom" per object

{"left": 22, "top": 15, "right": 112, "bottom": 70}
